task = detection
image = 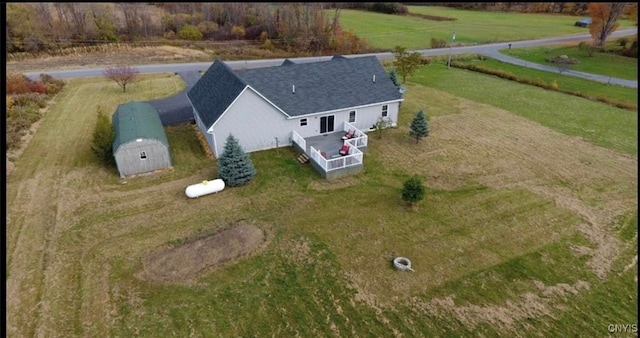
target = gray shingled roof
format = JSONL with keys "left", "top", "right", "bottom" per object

{"left": 187, "top": 60, "right": 247, "bottom": 128}
{"left": 112, "top": 101, "right": 169, "bottom": 154}
{"left": 189, "top": 56, "right": 403, "bottom": 126}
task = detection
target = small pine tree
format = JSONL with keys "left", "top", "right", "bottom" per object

{"left": 409, "top": 109, "right": 429, "bottom": 143}
{"left": 91, "top": 106, "right": 115, "bottom": 165}
{"left": 218, "top": 134, "right": 256, "bottom": 187}
{"left": 402, "top": 175, "right": 425, "bottom": 207}
{"left": 389, "top": 68, "right": 400, "bottom": 90}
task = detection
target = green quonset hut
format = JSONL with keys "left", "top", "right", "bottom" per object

{"left": 112, "top": 101, "right": 172, "bottom": 177}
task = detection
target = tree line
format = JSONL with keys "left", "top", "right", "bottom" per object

{"left": 6, "top": 3, "right": 368, "bottom": 56}
{"left": 6, "top": 3, "right": 636, "bottom": 58}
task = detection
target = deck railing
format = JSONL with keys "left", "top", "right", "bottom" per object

{"left": 343, "top": 121, "right": 368, "bottom": 148}
{"left": 310, "top": 145, "right": 363, "bottom": 172}
{"left": 291, "top": 130, "right": 306, "bottom": 151}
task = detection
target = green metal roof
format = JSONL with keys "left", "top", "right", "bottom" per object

{"left": 112, "top": 101, "right": 169, "bottom": 154}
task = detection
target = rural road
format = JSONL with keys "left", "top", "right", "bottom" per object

{"left": 24, "top": 28, "right": 638, "bottom": 125}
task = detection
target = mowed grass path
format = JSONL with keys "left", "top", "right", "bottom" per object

{"left": 6, "top": 66, "right": 637, "bottom": 337}
{"left": 335, "top": 6, "right": 637, "bottom": 50}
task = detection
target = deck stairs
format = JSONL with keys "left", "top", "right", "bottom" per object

{"left": 297, "top": 153, "right": 310, "bottom": 164}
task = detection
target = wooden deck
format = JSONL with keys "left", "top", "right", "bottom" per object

{"left": 304, "top": 132, "right": 346, "bottom": 158}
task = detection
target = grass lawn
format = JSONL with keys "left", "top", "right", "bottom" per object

{"left": 500, "top": 42, "right": 639, "bottom": 80}
{"left": 411, "top": 62, "right": 638, "bottom": 156}
{"left": 453, "top": 56, "right": 638, "bottom": 106}
{"left": 6, "top": 65, "right": 637, "bottom": 337}
{"left": 335, "top": 6, "right": 638, "bottom": 50}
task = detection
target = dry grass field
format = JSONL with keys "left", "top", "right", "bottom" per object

{"left": 6, "top": 55, "right": 638, "bottom": 336}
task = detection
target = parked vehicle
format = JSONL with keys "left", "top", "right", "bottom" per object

{"left": 575, "top": 18, "right": 592, "bottom": 27}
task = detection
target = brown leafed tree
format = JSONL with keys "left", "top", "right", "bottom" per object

{"left": 588, "top": 3, "right": 628, "bottom": 48}
{"left": 103, "top": 65, "right": 139, "bottom": 92}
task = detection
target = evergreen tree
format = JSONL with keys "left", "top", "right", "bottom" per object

{"left": 218, "top": 134, "right": 256, "bottom": 187}
{"left": 402, "top": 175, "right": 425, "bottom": 207}
{"left": 91, "top": 106, "right": 115, "bottom": 165}
{"left": 409, "top": 109, "right": 429, "bottom": 143}
{"left": 389, "top": 68, "right": 400, "bottom": 90}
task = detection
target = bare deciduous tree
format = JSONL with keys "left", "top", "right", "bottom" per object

{"left": 103, "top": 65, "right": 139, "bottom": 92}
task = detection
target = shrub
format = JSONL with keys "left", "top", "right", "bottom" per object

{"left": 11, "top": 92, "right": 47, "bottom": 107}
{"left": 550, "top": 79, "right": 559, "bottom": 90}
{"left": 177, "top": 24, "right": 203, "bottom": 41}
{"left": 6, "top": 73, "right": 32, "bottom": 95}
{"left": 617, "top": 37, "right": 629, "bottom": 47}
{"left": 368, "top": 2, "right": 408, "bottom": 14}
{"left": 430, "top": 38, "right": 447, "bottom": 49}
{"left": 39, "top": 74, "right": 65, "bottom": 94}
{"left": 27, "top": 82, "right": 46, "bottom": 94}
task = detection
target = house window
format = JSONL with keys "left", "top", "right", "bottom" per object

{"left": 349, "top": 110, "right": 356, "bottom": 123}
{"left": 300, "top": 118, "right": 307, "bottom": 126}
{"left": 140, "top": 151, "right": 147, "bottom": 160}
{"left": 382, "top": 105, "right": 388, "bottom": 117}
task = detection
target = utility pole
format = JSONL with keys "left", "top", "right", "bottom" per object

{"left": 447, "top": 31, "right": 456, "bottom": 69}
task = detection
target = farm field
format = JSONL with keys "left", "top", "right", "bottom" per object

{"left": 6, "top": 59, "right": 637, "bottom": 337}
{"left": 335, "top": 6, "right": 638, "bottom": 50}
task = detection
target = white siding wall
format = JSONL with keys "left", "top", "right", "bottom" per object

{"left": 211, "top": 88, "right": 402, "bottom": 155}
{"left": 194, "top": 109, "right": 217, "bottom": 157}
{"left": 347, "top": 102, "right": 400, "bottom": 131}
{"left": 213, "top": 89, "right": 293, "bottom": 155}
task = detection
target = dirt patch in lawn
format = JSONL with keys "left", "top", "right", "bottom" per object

{"left": 138, "top": 224, "right": 269, "bottom": 284}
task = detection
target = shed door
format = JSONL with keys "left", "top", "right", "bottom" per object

{"left": 320, "top": 116, "right": 334, "bottom": 134}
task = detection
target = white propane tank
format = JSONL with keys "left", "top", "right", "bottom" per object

{"left": 185, "top": 179, "right": 225, "bottom": 198}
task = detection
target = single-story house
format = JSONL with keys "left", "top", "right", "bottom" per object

{"left": 187, "top": 55, "right": 404, "bottom": 179}
{"left": 112, "top": 101, "right": 172, "bottom": 177}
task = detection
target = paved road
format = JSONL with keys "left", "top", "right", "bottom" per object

{"left": 24, "top": 28, "right": 637, "bottom": 125}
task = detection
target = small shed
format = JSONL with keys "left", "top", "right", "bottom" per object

{"left": 112, "top": 101, "right": 172, "bottom": 177}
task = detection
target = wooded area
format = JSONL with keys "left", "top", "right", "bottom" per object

{"left": 5, "top": 3, "right": 637, "bottom": 57}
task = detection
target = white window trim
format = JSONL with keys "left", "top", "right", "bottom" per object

{"left": 349, "top": 110, "right": 356, "bottom": 123}
{"left": 300, "top": 118, "right": 308, "bottom": 126}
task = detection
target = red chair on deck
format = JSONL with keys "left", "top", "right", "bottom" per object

{"left": 339, "top": 144, "right": 350, "bottom": 156}
{"left": 341, "top": 129, "right": 355, "bottom": 140}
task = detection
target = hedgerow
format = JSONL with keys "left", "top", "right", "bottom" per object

{"left": 6, "top": 73, "right": 66, "bottom": 150}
